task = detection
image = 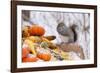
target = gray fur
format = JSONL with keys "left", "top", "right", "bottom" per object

{"left": 57, "top": 22, "right": 77, "bottom": 43}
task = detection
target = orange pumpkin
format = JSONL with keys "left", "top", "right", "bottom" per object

{"left": 22, "top": 57, "right": 38, "bottom": 62}
{"left": 22, "top": 48, "right": 30, "bottom": 58}
{"left": 37, "top": 53, "right": 51, "bottom": 61}
{"left": 29, "top": 25, "right": 45, "bottom": 36}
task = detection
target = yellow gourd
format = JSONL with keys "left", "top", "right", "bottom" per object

{"left": 27, "top": 36, "right": 42, "bottom": 43}
{"left": 24, "top": 39, "right": 37, "bottom": 55}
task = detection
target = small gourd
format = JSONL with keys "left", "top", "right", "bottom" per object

{"left": 29, "top": 25, "right": 45, "bottom": 36}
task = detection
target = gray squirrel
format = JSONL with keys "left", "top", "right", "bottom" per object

{"left": 57, "top": 22, "right": 77, "bottom": 43}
